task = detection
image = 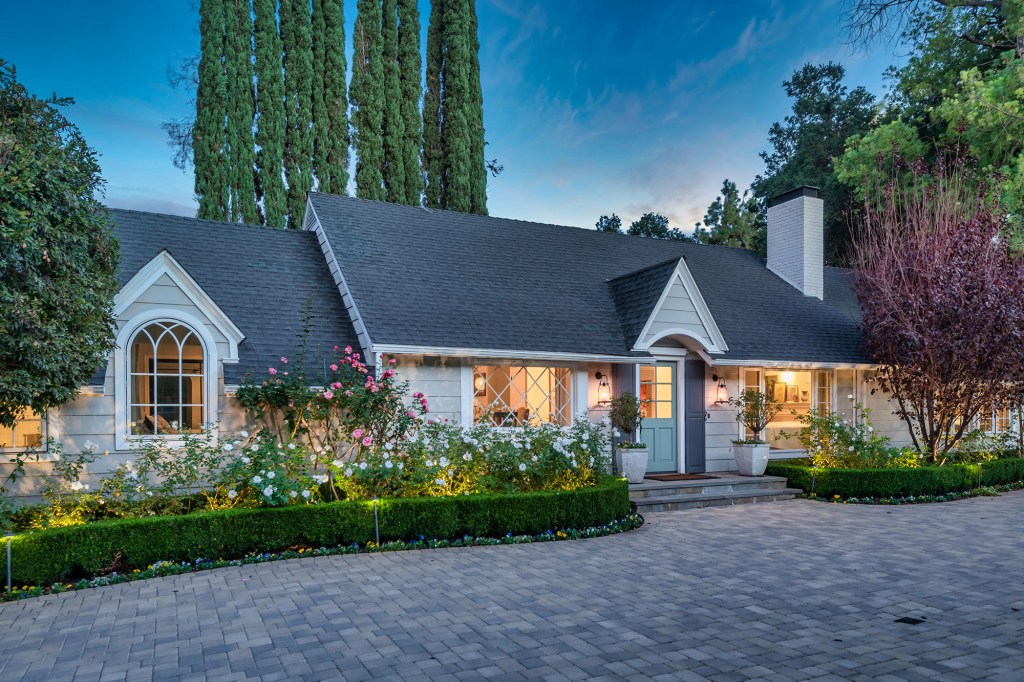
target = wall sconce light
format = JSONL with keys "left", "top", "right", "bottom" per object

{"left": 595, "top": 371, "right": 611, "bottom": 405}
{"left": 711, "top": 372, "right": 729, "bottom": 405}
{"left": 473, "top": 373, "right": 486, "bottom": 392}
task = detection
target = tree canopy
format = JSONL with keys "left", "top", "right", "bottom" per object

{"left": 0, "top": 60, "right": 120, "bottom": 428}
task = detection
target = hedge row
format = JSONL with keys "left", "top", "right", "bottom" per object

{"left": 9, "top": 478, "right": 630, "bottom": 585}
{"left": 765, "top": 457, "right": 1024, "bottom": 499}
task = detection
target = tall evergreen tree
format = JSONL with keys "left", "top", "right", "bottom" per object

{"left": 280, "top": 0, "right": 315, "bottom": 227}
{"left": 312, "top": 0, "right": 349, "bottom": 195}
{"left": 422, "top": 0, "right": 444, "bottom": 208}
{"left": 423, "top": 0, "right": 488, "bottom": 214}
{"left": 380, "top": 0, "right": 406, "bottom": 202}
{"left": 225, "top": 0, "right": 259, "bottom": 223}
{"left": 397, "top": 0, "right": 423, "bottom": 205}
{"left": 193, "top": 0, "right": 230, "bottom": 221}
{"left": 253, "top": 0, "right": 287, "bottom": 227}
{"left": 350, "top": 0, "right": 386, "bottom": 200}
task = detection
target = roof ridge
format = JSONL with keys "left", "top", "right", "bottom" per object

{"left": 106, "top": 206, "right": 300, "bottom": 235}
{"left": 606, "top": 256, "right": 681, "bottom": 284}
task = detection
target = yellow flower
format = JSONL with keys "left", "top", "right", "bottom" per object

{"left": 833, "top": 494, "right": 841, "bottom": 499}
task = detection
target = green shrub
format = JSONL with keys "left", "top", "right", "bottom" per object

{"left": 766, "top": 457, "right": 1024, "bottom": 498}
{"left": 7, "top": 478, "right": 629, "bottom": 585}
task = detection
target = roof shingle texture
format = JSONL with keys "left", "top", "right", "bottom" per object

{"left": 309, "top": 193, "right": 868, "bottom": 363}
{"left": 107, "top": 209, "right": 359, "bottom": 384}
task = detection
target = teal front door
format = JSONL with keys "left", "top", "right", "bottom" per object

{"left": 639, "top": 363, "right": 677, "bottom": 473}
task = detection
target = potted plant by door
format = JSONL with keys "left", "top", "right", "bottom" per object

{"left": 729, "top": 388, "right": 782, "bottom": 476}
{"left": 609, "top": 392, "right": 649, "bottom": 484}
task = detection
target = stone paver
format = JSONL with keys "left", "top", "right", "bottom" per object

{"left": 2, "top": 493, "right": 1024, "bottom": 680}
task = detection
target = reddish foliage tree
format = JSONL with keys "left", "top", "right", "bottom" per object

{"left": 853, "top": 151, "right": 1024, "bottom": 462}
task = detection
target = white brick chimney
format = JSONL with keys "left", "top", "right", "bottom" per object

{"left": 766, "top": 186, "right": 824, "bottom": 299}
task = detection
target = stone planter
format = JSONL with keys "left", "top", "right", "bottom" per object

{"left": 620, "top": 447, "right": 649, "bottom": 484}
{"left": 733, "top": 443, "right": 770, "bottom": 476}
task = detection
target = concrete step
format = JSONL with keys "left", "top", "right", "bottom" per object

{"left": 628, "top": 475, "right": 790, "bottom": 499}
{"left": 633, "top": 487, "right": 804, "bottom": 513}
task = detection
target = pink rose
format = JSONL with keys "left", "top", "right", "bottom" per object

{"left": 361, "top": 436, "right": 373, "bottom": 447}
{"left": 406, "top": 410, "right": 416, "bottom": 418}
{"left": 323, "top": 390, "right": 334, "bottom": 399}
{"left": 281, "top": 357, "right": 288, "bottom": 363}
{"left": 268, "top": 368, "right": 277, "bottom": 375}
{"left": 330, "top": 364, "right": 338, "bottom": 372}
{"left": 333, "top": 345, "right": 339, "bottom": 351}
{"left": 344, "top": 346, "right": 353, "bottom": 354}
{"left": 352, "top": 429, "right": 364, "bottom": 440}
{"left": 389, "top": 358, "right": 397, "bottom": 365}
{"left": 331, "top": 382, "right": 341, "bottom": 389}
{"left": 344, "top": 390, "right": 353, "bottom": 396}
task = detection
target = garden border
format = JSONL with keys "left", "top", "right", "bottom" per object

{"left": 765, "top": 457, "right": 1024, "bottom": 499}
{"left": 6, "top": 478, "right": 630, "bottom": 585}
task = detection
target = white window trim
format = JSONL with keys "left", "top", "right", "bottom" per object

{"left": 0, "top": 411, "right": 47, "bottom": 454}
{"left": 633, "top": 258, "right": 729, "bottom": 354}
{"left": 113, "top": 309, "right": 221, "bottom": 451}
{"left": 461, "top": 361, "right": 582, "bottom": 428}
{"left": 739, "top": 366, "right": 836, "bottom": 450}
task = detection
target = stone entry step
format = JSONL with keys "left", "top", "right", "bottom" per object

{"left": 629, "top": 474, "right": 802, "bottom": 513}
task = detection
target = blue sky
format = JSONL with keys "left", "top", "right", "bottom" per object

{"left": 3, "top": 1, "right": 899, "bottom": 231}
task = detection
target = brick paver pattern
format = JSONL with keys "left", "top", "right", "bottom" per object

{"left": 2, "top": 493, "right": 1024, "bottom": 681}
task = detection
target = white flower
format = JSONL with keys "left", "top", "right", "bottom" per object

{"left": 70, "top": 481, "right": 84, "bottom": 491}
{"left": 227, "top": 489, "right": 237, "bottom": 499}
{"left": 289, "top": 490, "right": 298, "bottom": 498}
{"left": 847, "top": 394, "right": 854, "bottom": 400}
{"left": 250, "top": 444, "right": 259, "bottom": 452}
{"left": 462, "top": 453, "right": 472, "bottom": 462}
{"left": 518, "top": 463, "right": 527, "bottom": 472}
{"left": 302, "top": 489, "right": 311, "bottom": 498}
{"left": 252, "top": 475, "right": 263, "bottom": 484}
{"left": 170, "top": 420, "right": 179, "bottom": 429}
{"left": 344, "top": 468, "right": 354, "bottom": 477}
{"left": 332, "top": 459, "right": 344, "bottom": 468}
{"left": 240, "top": 430, "right": 249, "bottom": 438}
{"left": 146, "top": 491, "right": 153, "bottom": 497}
{"left": 439, "top": 456, "right": 449, "bottom": 467}
{"left": 359, "top": 462, "right": 368, "bottom": 470}
{"left": 385, "top": 442, "right": 394, "bottom": 451}
{"left": 385, "top": 460, "right": 394, "bottom": 469}
{"left": 425, "top": 459, "right": 435, "bottom": 467}
{"left": 612, "top": 429, "right": 621, "bottom": 438}
{"left": 287, "top": 443, "right": 296, "bottom": 450}
{"left": 531, "top": 455, "right": 538, "bottom": 462}
{"left": 397, "top": 462, "right": 404, "bottom": 470}
{"left": 315, "top": 474, "right": 329, "bottom": 484}
{"left": 267, "top": 471, "right": 276, "bottom": 479}
{"left": 83, "top": 440, "right": 98, "bottom": 453}
{"left": 263, "top": 485, "right": 275, "bottom": 497}
{"left": 241, "top": 456, "right": 251, "bottom": 464}
{"left": 434, "top": 478, "right": 446, "bottom": 486}
{"left": 223, "top": 443, "right": 234, "bottom": 452}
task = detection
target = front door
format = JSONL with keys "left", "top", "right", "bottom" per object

{"left": 639, "top": 363, "right": 677, "bottom": 473}
{"left": 684, "top": 359, "right": 707, "bottom": 473}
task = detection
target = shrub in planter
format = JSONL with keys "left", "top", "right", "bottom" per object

{"left": 608, "top": 392, "right": 648, "bottom": 482}
{"left": 729, "top": 389, "right": 782, "bottom": 476}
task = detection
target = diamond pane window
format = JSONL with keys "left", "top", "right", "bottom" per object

{"left": 129, "top": 321, "right": 205, "bottom": 435}
{"left": 473, "top": 365, "right": 573, "bottom": 426}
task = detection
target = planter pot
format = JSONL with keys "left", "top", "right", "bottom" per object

{"left": 733, "top": 443, "right": 770, "bottom": 476}
{"left": 620, "top": 448, "right": 649, "bottom": 484}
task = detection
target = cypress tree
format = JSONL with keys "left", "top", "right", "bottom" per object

{"left": 194, "top": 0, "right": 231, "bottom": 221}
{"left": 381, "top": 0, "right": 406, "bottom": 202}
{"left": 225, "top": 0, "right": 259, "bottom": 223}
{"left": 422, "top": 0, "right": 444, "bottom": 208}
{"left": 312, "top": 0, "right": 349, "bottom": 195}
{"left": 397, "top": 0, "right": 423, "bottom": 205}
{"left": 253, "top": 0, "right": 287, "bottom": 227}
{"left": 350, "top": 0, "right": 386, "bottom": 200}
{"left": 422, "top": 0, "right": 487, "bottom": 214}
{"left": 465, "top": 0, "right": 487, "bottom": 215}
{"left": 280, "top": 0, "right": 315, "bottom": 227}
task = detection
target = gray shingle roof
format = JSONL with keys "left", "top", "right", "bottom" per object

{"left": 309, "top": 193, "right": 869, "bottom": 364}
{"left": 105, "top": 209, "right": 359, "bottom": 384}
{"left": 608, "top": 258, "right": 680, "bottom": 350}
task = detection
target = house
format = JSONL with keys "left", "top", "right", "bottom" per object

{"left": 6, "top": 187, "right": 971, "bottom": 494}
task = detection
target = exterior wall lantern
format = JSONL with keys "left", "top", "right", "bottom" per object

{"left": 473, "top": 372, "right": 486, "bottom": 393}
{"left": 594, "top": 371, "right": 611, "bottom": 405}
{"left": 711, "top": 372, "right": 729, "bottom": 405}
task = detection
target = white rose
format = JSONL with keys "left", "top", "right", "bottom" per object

{"left": 463, "top": 453, "right": 472, "bottom": 462}
{"left": 289, "top": 490, "right": 297, "bottom": 498}
{"left": 252, "top": 475, "right": 263, "bottom": 484}
{"left": 241, "top": 456, "right": 251, "bottom": 464}
{"left": 263, "top": 485, "right": 275, "bottom": 497}
{"left": 344, "top": 468, "right": 354, "bottom": 477}
{"left": 439, "top": 456, "right": 449, "bottom": 467}
{"left": 385, "top": 461, "right": 394, "bottom": 469}
{"left": 359, "top": 462, "right": 368, "bottom": 470}
{"left": 434, "top": 478, "right": 445, "bottom": 486}
{"left": 227, "top": 489, "right": 237, "bottom": 499}
{"left": 240, "top": 430, "right": 249, "bottom": 438}
{"left": 268, "top": 471, "right": 276, "bottom": 479}
{"left": 518, "top": 463, "right": 527, "bottom": 472}
{"left": 223, "top": 443, "right": 234, "bottom": 452}
{"left": 302, "top": 489, "right": 311, "bottom": 498}
{"left": 287, "top": 443, "right": 296, "bottom": 450}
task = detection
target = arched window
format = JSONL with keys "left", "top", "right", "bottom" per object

{"left": 129, "top": 321, "right": 205, "bottom": 435}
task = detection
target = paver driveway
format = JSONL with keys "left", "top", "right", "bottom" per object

{"left": 2, "top": 493, "right": 1024, "bottom": 681}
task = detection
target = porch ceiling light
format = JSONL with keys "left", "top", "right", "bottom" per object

{"left": 712, "top": 372, "right": 729, "bottom": 405}
{"left": 595, "top": 371, "right": 611, "bottom": 405}
{"left": 473, "top": 373, "right": 486, "bottom": 392}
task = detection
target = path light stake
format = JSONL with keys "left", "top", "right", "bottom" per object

{"left": 978, "top": 462, "right": 982, "bottom": 488}
{"left": 5, "top": 531, "right": 11, "bottom": 596}
{"left": 811, "top": 468, "right": 817, "bottom": 496}
{"left": 373, "top": 497, "right": 380, "bottom": 547}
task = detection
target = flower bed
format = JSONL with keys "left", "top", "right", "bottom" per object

{"left": 6, "top": 477, "right": 630, "bottom": 586}
{"left": 766, "top": 456, "right": 1024, "bottom": 499}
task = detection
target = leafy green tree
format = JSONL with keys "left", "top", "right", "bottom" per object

{"left": 193, "top": 0, "right": 230, "bottom": 221}
{"left": 693, "top": 179, "right": 766, "bottom": 257}
{"left": 0, "top": 60, "right": 120, "bottom": 428}
{"left": 311, "top": 0, "right": 349, "bottom": 196}
{"left": 281, "top": 0, "right": 315, "bottom": 227}
{"left": 381, "top": 0, "right": 406, "bottom": 202}
{"left": 226, "top": 0, "right": 258, "bottom": 224}
{"left": 595, "top": 213, "right": 622, "bottom": 233}
{"left": 752, "top": 62, "right": 876, "bottom": 263}
{"left": 423, "top": 0, "right": 488, "bottom": 214}
{"left": 253, "top": 0, "right": 287, "bottom": 227}
{"left": 627, "top": 213, "right": 694, "bottom": 242}
{"left": 351, "top": 0, "right": 386, "bottom": 200}
{"left": 397, "top": 0, "right": 423, "bottom": 205}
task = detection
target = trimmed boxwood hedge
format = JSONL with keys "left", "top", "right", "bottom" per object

{"left": 8, "top": 478, "right": 629, "bottom": 585}
{"left": 766, "top": 457, "right": 1024, "bottom": 499}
